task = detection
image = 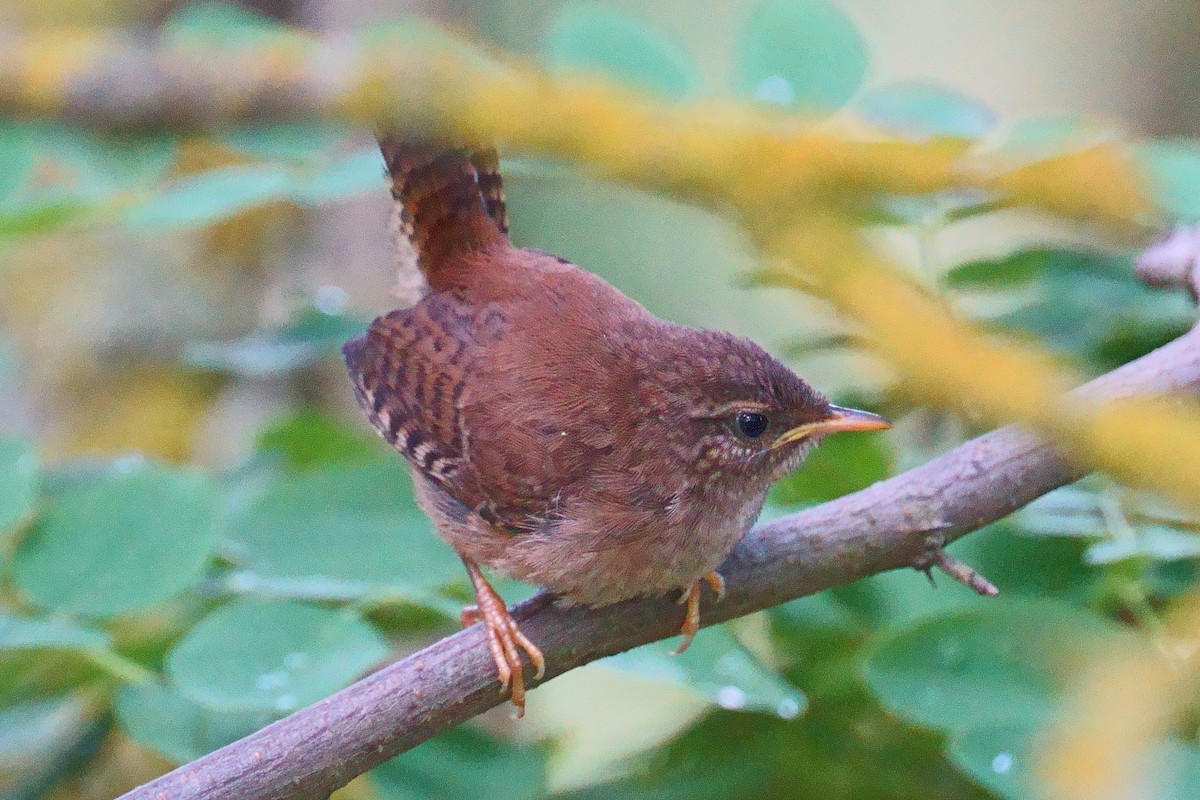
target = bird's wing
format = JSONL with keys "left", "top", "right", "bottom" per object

{"left": 344, "top": 292, "right": 603, "bottom": 531}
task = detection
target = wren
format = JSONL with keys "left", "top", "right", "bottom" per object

{"left": 343, "top": 137, "right": 891, "bottom": 714}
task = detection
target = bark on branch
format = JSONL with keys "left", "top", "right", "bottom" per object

{"left": 117, "top": 322, "right": 1200, "bottom": 800}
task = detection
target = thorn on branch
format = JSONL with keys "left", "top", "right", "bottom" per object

{"left": 913, "top": 530, "right": 1000, "bottom": 597}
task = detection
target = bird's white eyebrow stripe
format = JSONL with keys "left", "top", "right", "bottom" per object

{"left": 689, "top": 401, "right": 772, "bottom": 419}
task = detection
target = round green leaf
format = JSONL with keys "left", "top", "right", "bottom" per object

{"left": 0, "top": 436, "right": 37, "bottom": 536}
{"left": 116, "top": 681, "right": 276, "bottom": 764}
{"left": 0, "top": 614, "right": 109, "bottom": 653}
{"left": 603, "top": 626, "right": 806, "bottom": 718}
{"left": 857, "top": 82, "right": 994, "bottom": 140}
{"left": 166, "top": 598, "right": 389, "bottom": 713}
{"left": 543, "top": 4, "right": 701, "bottom": 100}
{"left": 947, "top": 721, "right": 1039, "bottom": 800}
{"left": 735, "top": 0, "right": 868, "bottom": 113}
{"left": 372, "top": 727, "right": 547, "bottom": 800}
{"left": 11, "top": 463, "right": 220, "bottom": 617}
{"left": 225, "top": 461, "right": 463, "bottom": 595}
{"left": 863, "top": 601, "right": 1129, "bottom": 734}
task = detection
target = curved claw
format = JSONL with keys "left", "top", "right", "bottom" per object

{"left": 461, "top": 561, "right": 546, "bottom": 716}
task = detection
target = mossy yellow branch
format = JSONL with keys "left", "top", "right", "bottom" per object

{"left": 762, "top": 216, "right": 1200, "bottom": 511}
{"left": 0, "top": 28, "right": 1188, "bottom": 506}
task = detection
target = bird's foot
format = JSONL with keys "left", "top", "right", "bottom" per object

{"left": 461, "top": 560, "right": 545, "bottom": 717}
{"left": 674, "top": 571, "right": 725, "bottom": 655}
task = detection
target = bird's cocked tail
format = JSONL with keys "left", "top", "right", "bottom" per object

{"left": 379, "top": 136, "right": 509, "bottom": 305}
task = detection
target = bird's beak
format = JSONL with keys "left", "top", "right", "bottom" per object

{"left": 774, "top": 405, "right": 892, "bottom": 447}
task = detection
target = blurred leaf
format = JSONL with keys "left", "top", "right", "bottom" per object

{"left": 769, "top": 428, "right": 892, "bottom": 507}
{"left": 734, "top": 0, "right": 868, "bottom": 113}
{"left": 19, "top": 123, "right": 177, "bottom": 200}
{"left": 1135, "top": 140, "right": 1200, "bottom": 223}
{"left": 0, "top": 121, "right": 34, "bottom": 205}
{"left": 290, "top": 148, "right": 386, "bottom": 205}
{"left": 255, "top": 409, "right": 385, "bottom": 471}
{"left": 857, "top": 82, "right": 994, "bottom": 140}
{"left": 1085, "top": 526, "right": 1200, "bottom": 565}
{"left": 946, "top": 720, "right": 1039, "bottom": 800}
{"left": 11, "top": 463, "right": 221, "bottom": 617}
{"left": 0, "top": 436, "right": 37, "bottom": 537}
{"left": 998, "top": 114, "right": 1112, "bottom": 163}
{"left": 543, "top": 4, "right": 701, "bottom": 100}
{"left": 185, "top": 307, "right": 367, "bottom": 377}
{"left": 115, "top": 680, "right": 276, "bottom": 764}
{"left": 862, "top": 601, "right": 1130, "bottom": 734}
{"left": 0, "top": 196, "right": 92, "bottom": 239}
{"left": 371, "top": 726, "right": 546, "bottom": 800}
{"left": 947, "top": 248, "right": 1194, "bottom": 370}
{"left": 223, "top": 461, "right": 462, "bottom": 601}
{"left": 124, "top": 164, "right": 291, "bottom": 228}
{"left": 0, "top": 615, "right": 108, "bottom": 653}
{"left": 165, "top": 598, "right": 389, "bottom": 713}
{"left": 603, "top": 626, "right": 806, "bottom": 718}
{"left": 215, "top": 122, "right": 353, "bottom": 162}
{"left": 949, "top": 725, "right": 1200, "bottom": 800}
{"left": 162, "top": 1, "right": 296, "bottom": 47}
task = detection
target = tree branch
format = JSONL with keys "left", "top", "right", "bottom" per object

{"left": 116, "top": 323, "right": 1200, "bottom": 800}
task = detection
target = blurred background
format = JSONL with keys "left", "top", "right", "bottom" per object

{"left": 1, "top": 1, "right": 1199, "bottom": 799}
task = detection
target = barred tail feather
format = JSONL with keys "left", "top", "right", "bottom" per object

{"left": 379, "top": 136, "right": 509, "bottom": 304}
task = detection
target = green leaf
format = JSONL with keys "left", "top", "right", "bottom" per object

{"left": 290, "top": 149, "right": 386, "bottom": 205}
{"left": 862, "top": 601, "right": 1129, "bottom": 734}
{"left": 11, "top": 463, "right": 221, "bottom": 617}
{"left": 1135, "top": 140, "right": 1200, "bottom": 223}
{"left": 216, "top": 122, "right": 353, "bottom": 162}
{"left": 768, "top": 426, "right": 892, "bottom": 507}
{"left": 224, "top": 461, "right": 462, "bottom": 600}
{"left": 255, "top": 409, "right": 385, "bottom": 470}
{"left": 0, "top": 121, "right": 35, "bottom": 205}
{"left": 162, "top": 1, "right": 293, "bottom": 48}
{"left": 947, "top": 248, "right": 1194, "bottom": 370}
{"left": 857, "top": 82, "right": 994, "bottom": 140}
{"left": 165, "top": 598, "right": 389, "bottom": 713}
{"left": 602, "top": 626, "right": 806, "bottom": 718}
{"left": 0, "top": 436, "right": 37, "bottom": 536}
{"left": 734, "top": 0, "right": 868, "bottom": 113}
{"left": 124, "top": 164, "right": 291, "bottom": 229}
{"left": 372, "top": 726, "right": 547, "bottom": 800}
{"left": 20, "top": 123, "right": 178, "bottom": 200}
{"left": 946, "top": 721, "right": 1039, "bottom": 800}
{"left": 0, "top": 614, "right": 109, "bottom": 653}
{"left": 543, "top": 4, "right": 701, "bottom": 100}
{"left": 184, "top": 306, "right": 368, "bottom": 376}
{"left": 115, "top": 680, "right": 276, "bottom": 764}
{"left": 0, "top": 614, "right": 149, "bottom": 686}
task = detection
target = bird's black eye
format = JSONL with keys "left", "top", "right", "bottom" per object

{"left": 735, "top": 411, "right": 769, "bottom": 440}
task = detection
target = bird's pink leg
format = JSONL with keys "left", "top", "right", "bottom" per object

{"left": 460, "top": 559, "right": 545, "bottom": 716}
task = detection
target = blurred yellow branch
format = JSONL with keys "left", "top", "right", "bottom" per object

{"left": 1040, "top": 593, "right": 1200, "bottom": 800}
{"left": 0, "top": 27, "right": 1193, "bottom": 512}
{"left": 758, "top": 216, "right": 1200, "bottom": 512}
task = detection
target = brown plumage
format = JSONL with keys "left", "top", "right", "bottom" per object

{"left": 344, "top": 136, "right": 891, "bottom": 714}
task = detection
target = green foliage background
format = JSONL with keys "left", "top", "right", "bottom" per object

{"left": 1, "top": 2, "right": 1199, "bottom": 799}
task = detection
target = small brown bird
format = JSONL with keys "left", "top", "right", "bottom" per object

{"left": 343, "top": 136, "right": 890, "bottom": 714}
